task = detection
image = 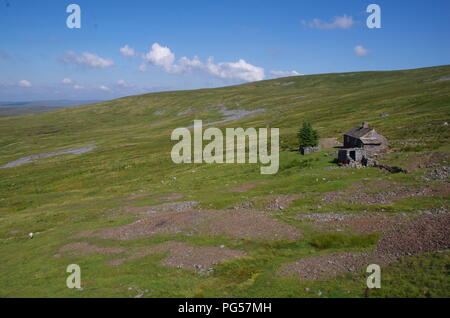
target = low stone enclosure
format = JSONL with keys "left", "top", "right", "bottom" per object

{"left": 300, "top": 145, "right": 321, "bottom": 155}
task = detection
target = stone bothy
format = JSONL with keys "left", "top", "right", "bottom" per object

{"left": 338, "top": 122, "right": 388, "bottom": 165}
{"left": 343, "top": 122, "right": 388, "bottom": 153}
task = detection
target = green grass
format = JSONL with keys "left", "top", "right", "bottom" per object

{"left": 0, "top": 65, "right": 449, "bottom": 297}
{"left": 309, "top": 233, "right": 380, "bottom": 250}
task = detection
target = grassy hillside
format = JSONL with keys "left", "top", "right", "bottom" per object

{"left": 0, "top": 65, "right": 449, "bottom": 297}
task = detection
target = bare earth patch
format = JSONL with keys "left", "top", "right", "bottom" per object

{"left": 125, "top": 201, "right": 198, "bottom": 214}
{"left": 265, "top": 194, "right": 303, "bottom": 210}
{"left": 229, "top": 181, "right": 268, "bottom": 193}
{"left": 125, "top": 193, "right": 149, "bottom": 200}
{"left": 280, "top": 252, "right": 376, "bottom": 280}
{"left": 319, "top": 138, "right": 342, "bottom": 149}
{"left": 321, "top": 183, "right": 449, "bottom": 205}
{"left": 108, "top": 242, "right": 246, "bottom": 270}
{"left": 75, "top": 201, "right": 300, "bottom": 241}
{"left": 158, "top": 193, "right": 184, "bottom": 201}
{"left": 205, "top": 210, "right": 300, "bottom": 241}
{"left": 93, "top": 209, "right": 220, "bottom": 240}
{"left": 298, "top": 213, "right": 410, "bottom": 234}
{"left": 280, "top": 213, "right": 450, "bottom": 280}
{"left": 376, "top": 214, "right": 450, "bottom": 257}
{"left": 232, "top": 194, "right": 302, "bottom": 211}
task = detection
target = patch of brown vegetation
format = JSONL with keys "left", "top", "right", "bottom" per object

{"left": 109, "top": 242, "right": 246, "bottom": 269}
{"left": 401, "top": 151, "right": 450, "bottom": 172}
{"left": 319, "top": 138, "right": 342, "bottom": 149}
{"left": 124, "top": 193, "right": 149, "bottom": 200}
{"left": 229, "top": 181, "right": 268, "bottom": 193}
{"left": 158, "top": 193, "right": 184, "bottom": 201}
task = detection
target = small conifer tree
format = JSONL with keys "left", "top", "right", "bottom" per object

{"left": 297, "top": 122, "right": 319, "bottom": 148}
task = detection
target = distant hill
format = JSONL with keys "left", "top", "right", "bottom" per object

{"left": 0, "top": 100, "right": 102, "bottom": 117}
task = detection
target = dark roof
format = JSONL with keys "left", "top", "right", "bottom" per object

{"left": 344, "top": 126, "right": 373, "bottom": 138}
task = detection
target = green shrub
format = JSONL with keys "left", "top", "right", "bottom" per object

{"left": 310, "top": 232, "right": 380, "bottom": 249}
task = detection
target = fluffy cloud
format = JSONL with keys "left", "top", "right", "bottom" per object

{"left": 354, "top": 45, "right": 371, "bottom": 56}
{"left": 270, "top": 70, "right": 301, "bottom": 77}
{"left": 302, "top": 15, "right": 355, "bottom": 30}
{"left": 18, "top": 80, "right": 32, "bottom": 87}
{"left": 116, "top": 79, "right": 134, "bottom": 88}
{"left": 142, "top": 43, "right": 181, "bottom": 73}
{"left": 61, "top": 51, "right": 114, "bottom": 68}
{"left": 99, "top": 85, "right": 111, "bottom": 91}
{"left": 73, "top": 84, "right": 84, "bottom": 90}
{"left": 61, "top": 78, "right": 73, "bottom": 84}
{"left": 119, "top": 45, "right": 136, "bottom": 58}
{"left": 139, "top": 43, "right": 265, "bottom": 82}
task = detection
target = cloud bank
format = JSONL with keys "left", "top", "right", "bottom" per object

{"left": 18, "top": 80, "right": 32, "bottom": 87}
{"left": 119, "top": 45, "right": 136, "bottom": 58}
{"left": 136, "top": 43, "right": 265, "bottom": 82}
{"left": 302, "top": 15, "right": 355, "bottom": 30}
{"left": 354, "top": 45, "right": 371, "bottom": 56}
{"left": 61, "top": 51, "right": 114, "bottom": 68}
{"left": 270, "top": 70, "right": 301, "bottom": 77}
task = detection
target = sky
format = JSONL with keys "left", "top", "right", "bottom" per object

{"left": 0, "top": 0, "right": 449, "bottom": 101}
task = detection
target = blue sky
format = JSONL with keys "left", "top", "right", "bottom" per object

{"left": 1, "top": 0, "right": 449, "bottom": 101}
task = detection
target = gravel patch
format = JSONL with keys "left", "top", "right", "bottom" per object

{"left": 280, "top": 252, "right": 379, "bottom": 280}
{"left": 281, "top": 213, "right": 450, "bottom": 280}
{"left": 423, "top": 166, "right": 450, "bottom": 182}
{"left": 125, "top": 201, "right": 198, "bottom": 214}
{"left": 376, "top": 214, "right": 450, "bottom": 257}
{"left": 186, "top": 107, "right": 265, "bottom": 128}
{"left": 76, "top": 205, "right": 300, "bottom": 242}
{"left": 265, "top": 194, "right": 303, "bottom": 210}
{"left": 321, "top": 183, "right": 449, "bottom": 205}
{"left": 205, "top": 210, "right": 300, "bottom": 241}
{"left": 297, "top": 213, "right": 359, "bottom": 222}
{"left": 1, "top": 145, "right": 96, "bottom": 168}
{"left": 109, "top": 241, "right": 246, "bottom": 270}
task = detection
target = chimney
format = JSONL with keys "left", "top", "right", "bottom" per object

{"left": 362, "top": 122, "right": 369, "bottom": 128}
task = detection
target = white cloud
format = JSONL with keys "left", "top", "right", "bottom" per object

{"left": 270, "top": 70, "right": 301, "bottom": 77}
{"left": 18, "top": 80, "right": 32, "bottom": 87}
{"left": 302, "top": 15, "right": 355, "bottom": 30}
{"left": 354, "top": 45, "right": 371, "bottom": 56}
{"left": 139, "top": 42, "right": 265, "bottom": 82}
{"left": 119, "top": 45, "right": 136, "bottom": 58}
{"left": 116, "top": 79, "right": 134, "bottom": 88}
{"left": 204, "top": 58, "right": 265, "bottom": 82}
{"left": 138, "top": 62, "right": 148, "bottom": 72}
{"left": 99, "top": 85, "right": 111, "bottom": 92}
{"left": 61, "top": 51, "right": 114, "bottom": 68}
{"left": 61, "top": 78, "right": 73, "bottom": 84}
{"left": 73, "top": 85, "right": 84, "bottom": 90}
{"left": 143, "top": 43, "right": 179, "bottom": 73}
